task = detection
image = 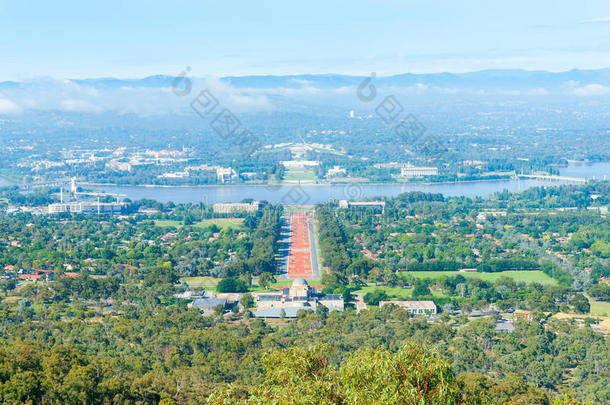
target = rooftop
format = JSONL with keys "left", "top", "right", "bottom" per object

{"left": 379, "top": 300, "right": 437, "bottom": 310}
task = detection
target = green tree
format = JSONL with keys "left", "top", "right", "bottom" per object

{"left": 209, "top": 342, "right": 468, "bottom": 404}
{"left": 363, "top": 289, "right": 389, "bottom": 306}
{"left": 258, "top": 272, "right": 276, "bottom": 290}
{"left": 240, "top": 293, "right": 254, "bottom": 309}
{"left": 0, "top": 279, "right": 16, "bottom": 296}
{"left": 412, "top": 282, "right": 432, "bottom": 298}
{"left": 571, "top": 293, "right": 590, "bottom": 314}
{"left": 216, "top": 278, "right": 248, "bottom": 293}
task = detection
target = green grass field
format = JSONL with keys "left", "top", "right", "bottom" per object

{"left": 282, "top": 168, "right": 318, "bottom": 183}
{"left": 193, "top": 218, "right": 244, "bottom": 229}
{"left": 249, "top": 280, "right": 296, "bottom": 292}
{"left": 590, "top": 301, "right": 610, "bottom": 316}
{"left": 155, "top": 218, "right": 244, "bottom": 230}
{"left": 399, "top": 270, "right": 557, "bottom": 285}
{"left": 353, "top": 285, "right": 414, "bottom": 298}
{"left": 181, "top": 276, "right": 220, "bottom": 287}
{"left": 352, "top": 285, "right": 446, "bottom": 298}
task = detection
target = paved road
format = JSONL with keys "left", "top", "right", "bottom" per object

{"left": 308, "top": 212, "right": 320, "bottom": 279}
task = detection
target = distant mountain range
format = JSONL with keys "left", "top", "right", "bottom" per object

{"left": 223, "top": 69, "right": 610, "bottom": 90}
{"left": 3, "top": 68, "right": 610, "bottom": 91}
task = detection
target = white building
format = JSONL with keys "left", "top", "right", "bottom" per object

{"left": 216, "top": 167, "right": 236, "bottom": 183}
{"left": 280, "top": 160, "right": 319, "bottom": 169}
{"left": 379, "top": 300, "right": 437, "bottom": 315}
{"left": 400, "top": 164, "right": 438, "bottom": 177}
{"left": 212, "top": 201, "right": 260, "bottom": 214}
{"left": 253, "top": 279, "right": 344, "bottom": 317}
{"left": 48, "top": 202, "right": 123, "bottom": 214}
{"left": 327, "top": 166, "right": 346, "bottom": 178}
{"left": 106, "top": 161, "right": 132, "bottom": 172}
{"left": 339, "top": 200, "right": 385, "bottom": 213}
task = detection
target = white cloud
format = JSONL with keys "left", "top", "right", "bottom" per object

{"left": 571, "top": 84, "right": 610, "bottom": 96}
{"left": 0, "top": 98, "right": 22, "bottom": 114}
{"left": 579, "top": 17, "right": 610, "bottom": 24}
{"left": 201, "top": 76, "right": 272, "bottom": 112}
{"left": 59, "top": 99, "right": 102, "bottom": 113}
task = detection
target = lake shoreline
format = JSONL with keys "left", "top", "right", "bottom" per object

{"left": 80, "top": 177, "right": 518, "bottom": 189}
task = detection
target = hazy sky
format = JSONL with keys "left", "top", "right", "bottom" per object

{"left": 2, "top": 0, "right": 610, "bottom": 80}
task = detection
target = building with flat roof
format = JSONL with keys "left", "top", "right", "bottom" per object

{"left": 327, "top": 166, "right": 346, "bottom": 178}
{"left": 379, "top": 300, "right": 437, "bottom": 315}
{"left": 339, "top": 200, "right": 386, "bottom": 213}
{"left": 280, "top": 160, "right": 319, "bottom": 169}
{"left": 212, "top": 201, "right": 260, "bottom": 214}
{"left": 189, "top": 298, "right": 228, "bottom": 310}
{"left": 216, "top": 167, "right": 236, "bottom": 183}
{"left": 48, "top": 202, "right": 123, "bottom": 214}
{"left": 400, "top": 164, "right": 438, "bottom": 178}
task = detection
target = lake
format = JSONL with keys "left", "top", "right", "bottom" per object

{"left": 92, "top": 161, "right": 610, "bottom": 204}
{"left": 2, "top": 161, "right": 608, "bottom": 204}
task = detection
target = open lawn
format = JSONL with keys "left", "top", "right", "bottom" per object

{"left": 181, "top": 277, "right": 318, "bottom": 291}
{"left": 249, "top": 280, "right": 296, "bottom": 292}
{"left": 590, "top": 301, "right": 610, "bottom": 316}
{"left": 283, "top": 168, "right": 318, "bottom": 183}
{"left": 399, "top": 270, "right": 557, "bottom": 285}
{"left": 353, "top": 285, "right": 445, "bottom": 298}
{"left": 155, "top": 218, "right": 244, "bottom": 230}
{"left": 193, "top": 218, "right": 244, "bottom": 229}
{"left": 353, "top": 285, "right": 414, "bottom": 298}
{"left": 181, "top": 276, "right": 220, "bottom": 287}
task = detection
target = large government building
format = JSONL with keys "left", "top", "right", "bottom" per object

{"left": 253, "top": 278, "right": 344, "bottom": 318}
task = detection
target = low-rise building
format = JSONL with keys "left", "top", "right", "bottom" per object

{"left": 513, "top": 309, "right": 535, "bottom": 321}
{"left": 379, "top": 300, "right": 437, "bottom": 315}
{"left": 48, "top": 202, "right": 123, "bottom": 214}
{"left": 327, "top": 166, "right": 346, "bottom": 178}
{"left": 339, "top": 200, "right": 386, "bottom": 213}
{"left": 106, "top": 160, "right": 132, "bottom": 172}
{"left": 400, "top": 164, "right": 438, "bottom": 177}
{"left": 216, "top": 167, "right": 236, "bottom": 183}
{"left": 189, "top": 298, "right": 228, "bottom": 311}
{"left": 253, "top": 279, "right": 344, "bottom": 318}
{"left": 213, "top": 201, "right": 260, "bottom": 214}
{"left": 280, "top": 160, "right": 319, "bottom": 169}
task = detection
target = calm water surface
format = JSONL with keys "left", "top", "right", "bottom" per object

{"left": 93, "top": 162, "right": 610, "bottom": 204}
{"left": 2, "top": 162, "right": 608, "bottom": 204}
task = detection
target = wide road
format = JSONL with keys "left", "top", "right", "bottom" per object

{"left": 285, "top": 211, "right": 318, "bottom": 279}
{"left": 308, "top": 213, "right": 320, "bottom": 278}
